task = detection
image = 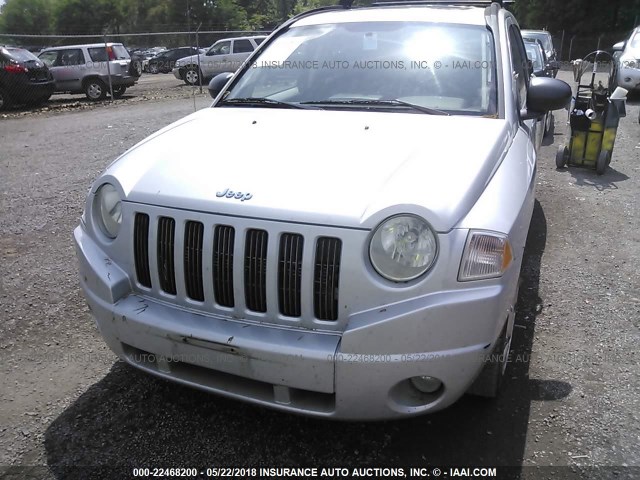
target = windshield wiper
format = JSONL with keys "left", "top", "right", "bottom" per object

{"left": 300, "top": 99, "right": 449, "bottom": 116}
{"left": 219, "top": 97, "right": 317, "bottom": 110}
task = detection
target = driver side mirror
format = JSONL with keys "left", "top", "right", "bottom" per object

{"left": 521, "top": 76, "right": 572, "bottom": 120}
{"left": 208, "top": 72, "right": 234, "bottom": 99}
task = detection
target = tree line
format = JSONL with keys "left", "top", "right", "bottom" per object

{"left": 0, "top": 0, "right": 638, "bottom": 36}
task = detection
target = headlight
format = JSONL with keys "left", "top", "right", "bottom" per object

{"left": 458, "top": 230, "right": 513, "bottom": 281}
{"left": 369, "top": 215, "right": 438, "bottom": 282}
{"left": 95, "top": 183, "right": 122, "bottom": 238}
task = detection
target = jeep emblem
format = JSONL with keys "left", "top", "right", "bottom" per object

{"left": 216, "top": 188, "right": 253, "bottom": 202}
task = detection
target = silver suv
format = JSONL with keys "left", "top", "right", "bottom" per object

{"left": 39, "top": 43, "right": 140, "bottom": 100}
{"left": 75, "top": 0, "right": 570, "bottom": 420}
{"left": 173, "top": 36, "right": 266, "bottom": 85}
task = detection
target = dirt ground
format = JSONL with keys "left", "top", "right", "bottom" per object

{"left": 0, "top": 70, "right": 638, "bottom": 480}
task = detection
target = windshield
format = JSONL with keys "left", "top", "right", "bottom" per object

{"left": 5, "top": 48, "right": 40, "bottom": 63}
{"left": 225, "top": 22, "right": 497, "bottom": 115}
{"left": 525, "top": 43, "right": 543, "bottom": 71}
{"left": 522, "top": 32, "right": 552, "bottom": 53}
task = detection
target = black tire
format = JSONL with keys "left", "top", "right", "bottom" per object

{"left": 544, "top": 111, "right": 553, "bottom": 137}
{"left": 129, "top": 60, "right": 142, "bottom": 78}
{"left": 467, "top": 322, "right": 511, "bottom": 398}
{"left": 84, "top": 78, "right": 107, "bottom": 101}
{"left": 183, "top": 66, "right": 201, "bottom": 86}
{"left": 596, "top": 151, "right": 609, "bottom": 175}
{"left": 556, "top": 144, "right": 568, "bottom": 169}
{"left": 149, "top": 63, "right": 159, "bottom": 74}
{"left": 111, "top": 86, "right": 126, "bottom": 99}
{"left": 0, "top": 88, "right": 12, "bottom": 111}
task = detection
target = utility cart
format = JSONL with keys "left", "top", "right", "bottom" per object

{"left": 557, "top": 50, "right": 626, "bottom": 175}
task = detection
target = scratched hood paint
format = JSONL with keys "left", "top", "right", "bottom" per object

{"left": 106, "top": 107, "right": 511, "bottom": 231}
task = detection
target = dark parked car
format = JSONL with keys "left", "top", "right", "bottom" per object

{"left": 147, "top": 47, "right": 201, "bottom": 74}
{"left": 0, "top": 45, "right": 55, "bottom": 110}
{"left": 522, "top": 29, "right": 558, "bottom": 77}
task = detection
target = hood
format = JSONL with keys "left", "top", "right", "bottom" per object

{"left": 107, "top": 107, "right": 511, "bottom": 232}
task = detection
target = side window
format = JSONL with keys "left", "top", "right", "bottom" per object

{"left": 208, "top": 41, "right": 231, "bottom": 56}
{"left": 39, "top": 51, "right": 59, "bottom": 67}
{"left": 233, "top": 39, "right": 254, "bottom": 54}
{"left": 60, "top": 49, "right": 85, "bottom": 66}
{"left": 508, "top": 25, "right": 530, "bottom": 109}
{"left": 88, "top": 48, "right": 107, "bottom": 62}
{"left": 255, "top": 38, "right": 265, "bottom": 46}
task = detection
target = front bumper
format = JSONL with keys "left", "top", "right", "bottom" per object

{"left": 172, "top": 68, "right": 183, "bottom": 80}
{"left": 75, "top": 225, "right": 514, "bottom": 420}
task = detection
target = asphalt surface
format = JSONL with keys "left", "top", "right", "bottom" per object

{"left": 0, "top": 70, "right": 639, "bottom": 480}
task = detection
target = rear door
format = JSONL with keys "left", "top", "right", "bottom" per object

{"left": 230, "top": 38, "right": 255, "bottom": 71}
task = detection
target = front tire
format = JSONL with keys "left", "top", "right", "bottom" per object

{"left": 544, "top": 111, "right": 553, "bottom": 137}
{"left": 84, "top": 79, "right": 107, "bottom": 101}
{"left": 467, "top": 322, "right": 511, "bottom": 398}
{"left": 184, "top": 67, "right": 201, "bottom": 86}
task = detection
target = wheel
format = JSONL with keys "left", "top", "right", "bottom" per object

{"left": 149, "top": 63, "right": 159, "bottom": 74}
{"left": 596, "top": 151, "right": 609, "bottom": 175}
{"left": 544, "top": 111, "right": 553, "bottom": 137}
{"left": 467, "top": 322, "right": 511, "bottom": 398}
{"left": 111, "top": 86, "right": 126, "bottom": 99}
{"left": 0, "top": 88, "right": 12, "bottom": 111}
{"left": 556, "top": 144, "right": 568, "bottom": 169}
{"left": 184, "top": 67, "right": 201, "bottom": 86}
{"left": 84, "top": 79, "right": 107, "bottom": 101}
{"left": 129, "top": 61, "right": 142, "bottom": 78}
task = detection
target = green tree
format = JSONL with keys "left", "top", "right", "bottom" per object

{"left": 0, "top": 0, "right": 55, "bottom": 34}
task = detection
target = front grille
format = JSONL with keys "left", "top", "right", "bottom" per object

{"left": 213, "top": 225, "right": 235, "bottom": 307}
{"left": 314, "top": 237, "right": 342, "bottom": 321}
{"left": 157, "top": 217, "right": 177, "bottom": 295}
{"left": 244, "top": 229, "right": 268, "bottom": 313}
{"left": 132, "top": 214, "right": 343, "bottom": 323}
{"left": 278, "top": 233, "right": 304, "bottom": 317}
{"left": 133, "top": 213, "right": 152, "bottom": 288}
{"left": 184, "top": 221, "right": 204, "bottom": 301}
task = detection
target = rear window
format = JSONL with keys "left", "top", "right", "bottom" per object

{"left": 88, "top": 45, "right": 130, "bottom": 62}
{"left": 5, "top": 48, "right": 39, "bottom": 62}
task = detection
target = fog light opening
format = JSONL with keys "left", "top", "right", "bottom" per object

{"left": 410, "top": 375, "right": 443, "bottom": 394}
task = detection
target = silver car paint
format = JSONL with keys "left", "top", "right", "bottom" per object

{"left": 75, "top": 5, "right": 548, "bottom": 419}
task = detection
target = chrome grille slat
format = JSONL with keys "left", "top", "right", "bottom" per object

{"left": 184, "top": 221, "right": 204, "bottom": 301}
{"left": 157, "top": 216, "right": 176, "bottom": 295}
{"left": 213, "top": 225, "right": 235, "bottom": 307}
{"left": 133, "top": 213, "right": 152, "bottom": 288}
{"left": 278, "top": 233, "right": 304, "bottom": 317}
{"left": 314, "top": 237, "right": 342, "bottom": 321}
{"left": 244, "top": 229, "right": 268, "bottom": 313}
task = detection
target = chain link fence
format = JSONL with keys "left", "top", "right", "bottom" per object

{"left": 0, "top": 30, "right": 270, "bottom": 113}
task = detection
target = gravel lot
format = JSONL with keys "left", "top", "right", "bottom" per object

{"left": 0, "top": 70, "right": 639, "bottom": 480}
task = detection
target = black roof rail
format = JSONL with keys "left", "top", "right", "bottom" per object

{"left": 370, "top": 0, "right": 513, "bottom": 6}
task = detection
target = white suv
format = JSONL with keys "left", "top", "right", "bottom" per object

{"left": 612, "top": 27, "right": 640, "bottom": 93}
{"left": 75, "top": 1, "right": 570, "bottom": 420}
{"left": 173, "top": 36, "right": 266, "bottom": 86}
